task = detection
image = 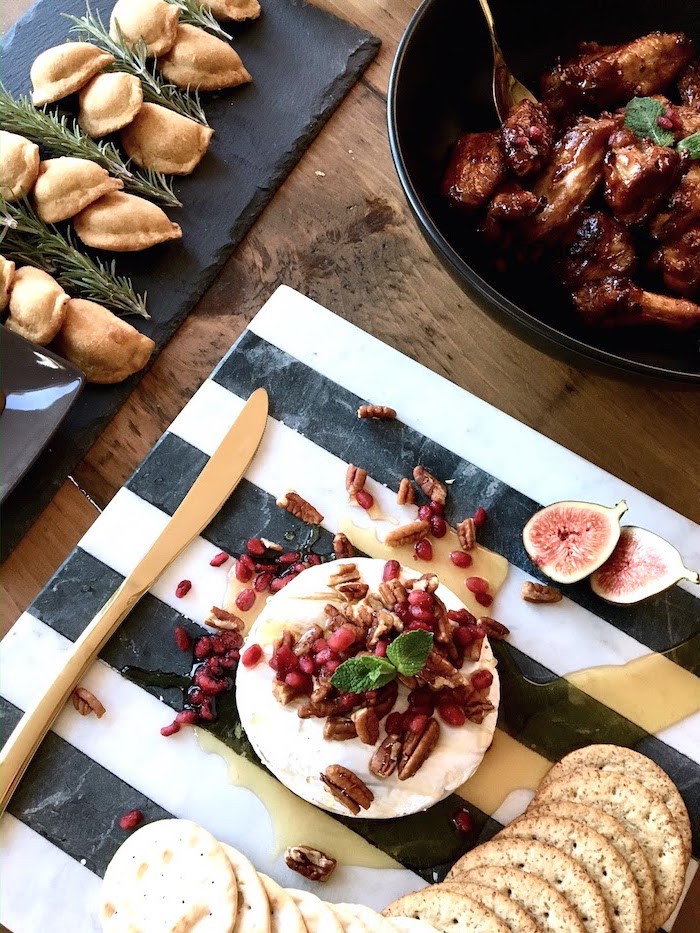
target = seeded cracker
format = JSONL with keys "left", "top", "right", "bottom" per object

{"left": 383, "top": 888, "right": 509, "bottom": 932}
{"left": 435, "top": 880, "right": 539, "bottom": 933}
{"left": 331, "top": 902, "right": 397, "bottom": 932}
{"left": 220, "top": 844, "right": 271, "bottom": 933}
{"left": 257, "top": 873, "right": 306, "bottom": 933}
{"left": 288, "top": 888, "right": 344, "bottom": 933}
{"left": 384, "top": 920, "right": 440, "bottom": 933}
{"left": 99, "top": 819, "right": 237, "bottom": 933}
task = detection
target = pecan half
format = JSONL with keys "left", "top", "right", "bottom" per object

{"left": 397, "top": 478, "right": 416, "bottom": 505}
{"left": 477, "top": 617, "right": 510, "bottom": 639}
{"left": 352, "top": 707, "right": 380, "bottom": 745}
{"left": 358, "top": 404, "right": 396, "bottom": 420}
{"left": 385, "top": 520, "right": 430, "bottom": 547}
{"left": 521, "top": 581, "right": 563, "bottom": 603}
{"left": 412, "top": 573, "right": 439, "bottom": 594}
{"left": 71, "top": 687, "right": 105, "bottom": 719}
{"left": 311, "top": 679, "right": 332, "bottom": 705}
{"left": 413, "top": 466, "right": 447, "bottom": 505}
{"left": 321, "top": 765, "right": 374, "bottom": 814}
{"left": 205, "top": 606, "right": 244, "bottom": 633}
{"left": 417, "top": 650, "right": 468, "bottom": 690}
{"left": 324, "top": 716, "right": 357, "bottom": 740}
{"left": 370, "top": 734, "right": 403, "bottom": 778}
{"left": 338, "top": 583, "right": 369, "bottom": 603}
{"left": 294, "top": 624, "right": 323, "bottom": 657}
{"left": 367, "top": 608, "right": 402, "bottom": 645}
{"left": 261, "top": 538, "right": 283, "bottom": 552}
{"left": 273, "top": 681, "right": 298, "bottom": 705}
{"left": 378, "top": 578, "right": 408, "bottom": 608}
{"left": 398, "top": 717, "right": 440, "bottom": 780}
{"left": 332, "top": 532, "right": 354, "bottom": 559}
{"left": 329, "top": 563, "right": 360, "bottom": 586}
{"left": 346, "top": 464, "right": 367, "bottom": 497}
{"left": 456, "top": 517, "right": 476, "bottom": 551}
{"left": 464, "top": 692, "right": 495, "bottom": 724}
{"left": 371, "top": 679, "right": 398, "bottom": 720}
{"left": 285, "top": 845, "right": 337, "bottom": 882}
{"left": 300, "top": 694, "right": 356, "bottom": 719}
{"left": 276, "top": 490, "right": 324, "bottom": 525}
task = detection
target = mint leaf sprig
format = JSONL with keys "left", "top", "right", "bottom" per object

{"left": 624, "top": 98, "right": 700, "bottom": 159}
{"left": 330, "top": 630, "right": 433, "bottom": 694}
{"left": 678, "top": 132, "right": 700, "bottom": 160}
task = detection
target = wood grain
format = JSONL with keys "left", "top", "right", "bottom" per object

{"left": 1, "top": 1, "right": 698, "bottom": 929}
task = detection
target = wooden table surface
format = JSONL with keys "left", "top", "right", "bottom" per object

{"left": 1, "top": 0, "right": 699, "bottom": 929}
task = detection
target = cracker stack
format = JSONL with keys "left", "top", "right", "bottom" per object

{"left": 383, "top": 744, "right": 692, "bottom": 933}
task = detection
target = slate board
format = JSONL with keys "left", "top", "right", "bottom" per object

{"left": 0, "top": 0, "right": 379, "bottom": 560}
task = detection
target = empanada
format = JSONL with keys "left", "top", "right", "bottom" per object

{"left": 159, "top": 24, "right": 251, "bottom": 91}
{"left": 5, "top": 266, "right": 69, "bottom": 346}
{"left": 120, "top": 102, "right": 214, "bottom": 175}
{"left": 54, "top": 298, "right": 155, "bottom": 384}
{"left": 0, "top": 255, "right": 16, "bottom": 312}
{"left": 0, "top": 131, "right": 40, "bottom": 201}
{"left": 78, "top": 72, "right": 143, "bottom": 138}
{"left": 31, "top": 42, "right": 115, "bottom": 107}
{"left": 73, "top": 191, "right": 182, "bottom": 251}
{"left": 206, "top": 0, "right": 261, "bottom": 21}
{"left": 33, "top": 157, "right": 124, "bottom": 224}
{"left": 110, "top": 0, "right": 180, "bottom": 58}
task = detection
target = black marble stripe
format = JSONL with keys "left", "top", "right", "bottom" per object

{"left": 210, "top": 331, "right": 700, "bottom": 666}
{"left": 0, "top": 697, "right": 170, "bottom": 877}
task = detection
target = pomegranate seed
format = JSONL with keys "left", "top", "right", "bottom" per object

{"left": 409, "top": 605, "right": 433, "bottom": 624}
{"left": 160, "top": 721, "right": 180, "bottom": 737}
{"left": 394, "top": 601, "right": 410, "bottom": 622}
{"left": 338, "top": 693, "right": 357, "bottom": 711}
{"left": 285, "top": 670, "right": 307, "bottom": 690}
{"left": 275, "top": 645, "right": 298, "bottom": 669}
{"left": 187, "top": 687, "right": 204, "bottom": 705}
{"left": 473, "top": 507, "right": 488, "bottom": 529}
{"left": 438, "top": 703, "right": 466, "bottom": 727}
{"left": 374, "top": 640, "right": 388, "bottom": 657}
{"left": 210, "top": 551, "right": 229, "bottom": 567}
{"left": 383, "top": 560, "right": 401, "bottom": 582}
{"left": 254, "top": 561, "right": 278, "bottom": 572}
{"left": 175, "top": 709, "right": 199, "bottom": 725}
{"left": 174, "top": 625, "right": 192, "bottom": 652}
{"left": 455, "top": 626, "right": 476, "bottom": 647}
{"left": 119, "top": 809, "right": 143, "bottom": 831}
{"left": 407, "top": 620, "right": 432, "bottom": 631}
{"left": 279, "top": 551, "right": 299, "bottom": 566}
{"left": 408, "top": 688, "right": 432, "bottom": 706}
{"left": 475, "top": 592, "right": 493, "bottom": 608}
{"left": 385, "top": 712, "right": 403, "bottom": 735}
{"left": 429, "top": 500, "right": 444, "bottom": 515}
{"left": 450, "top": 550, "right": 473, "bottom": 568}
{"left": 270, "top": 576, "right": 292, "bottom": 593}
{"left": 471, "top": 669, "right": 494, "bottom": 691}
{"left": 452, "top": 807, "right": 474, "bottom": 834}
{"left": 198, "top": 700, "right": 215, "bottom": 721}
{"left": 448, "top": 608, "right": 476, "bottom": 625}
{"left": 313, "top": 638, "right": 328, "bottom": 653}
{"left": 194, "top": 637, "right": 213, "bottom": 659}
{"left": 175, "top": 580, "right": 191, "bottom": 599}
{"left": 246, "top": 538, "right": 266, "bottom": 556}
{"left": 236, "top": 588, "right": 256, "bottom": 612}
{"left": 406, "top": 713, "right": 428, "bottom": 734}
{"left": 299, "top": 655, "right": 315, "bottom": 674}
{"left": 218, "top": 654, "right": 237, "bottom": 669}
{"left": 324, "top": 659, "right": 341, "bottom": 675}
{"left": 657, "top": 114, "right": 673, "bottom": 130}
{"left": 291, "top": 562, "right": 306, "bottom": 573}
{"left": 254, "top": 572, "right": 273, "bottom": 593}
{"left": 364, "top": 690, "right": 378, "bottom": 703}
{"left": 194, "top": 670, "right": 230, "bottom": 695}
{"left": 213, "top": 631, "right": 242, "bottom": 653}
{"left": 418, "top": 504, "right": 432, "bottom": 522}
{"left": 355, "top": 489, "right": 374, "bottom": 510}
{"left": 408, "top": 589, "right": 433, "bottom": 609}
{"left": 528, "top": 124, "right": 543, "bottom": 139}
{"left": 414, "top": 538, "right": 433, "bottom": 561}
{"left": 234, "top": 555, "right": 254, "bottom": 582}
{"left": 307, "top": 554, "right": 322, "bottom": 566}
{"left": 328, "top": 625, "right": 356, "bottom": 653}
{"left": 430, "top": 515, "right": 447, "bottom": 538}
{"left": 465, "top": 576, "right": 488, "bottom": 594}
{"left": 514, "top": 134, "right": 529, "bottom": 148}
{"left": 315, "top": 647, "right": 333, "bottom": 665}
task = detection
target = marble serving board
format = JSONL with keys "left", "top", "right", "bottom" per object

{"left": 1, "top": 286, "right": 699, "bottom": 932}
{"left": 0, "top": 0, "right": 379, "bottom": 560}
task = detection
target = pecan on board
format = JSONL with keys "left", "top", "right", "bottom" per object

{"left": 205, "top": 606, "right": 244, "bottom": 633}
{"left": 358, "top": 404, "right": 397, "bottom": 420}
{"left": 320, "top": 765, "right": 374, "bottom": 814}
{"left": 71, "top": 687, "right": 105, "bottom": 718}
{"left": 477, "top": 617, "right": 510, "bottom": 639}
{"left": 456, "top": 517, "right": 476, "bottom": 551}
{"left": 521, "top": 581, "right": 563, "bottom": 603}
{"left": 413, "top": 466, "right": 447, "bottom": 505}
{"left": 276, "top": 490, "right": 324, "bottom": 525}
{"left": 396, "top": 478, "right": 416, "bottom": 505}
{"left": 385, "top": 520, "right": 430, "bottom": 548}
{"left": 345, "top": 464, "right": 367, "bottom": 496}
{"left": 332, "top": 532, "right": 355, "bottom": 559}
{"left": 285, "top": 845, "right": 337, "bottom": 882}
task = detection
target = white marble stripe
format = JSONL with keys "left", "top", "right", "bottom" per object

{"left": 0, "top": 613, "right": 423, "bottom": 920}
{"left": 0, "top": 814, "right": 101, "bottom": 933}
{"left": 247, "top": 286, "right": 700, "bottom": 585}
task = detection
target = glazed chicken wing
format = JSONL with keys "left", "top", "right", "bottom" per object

{"left": 521, "top": 116, "right": 617, "bottom": 243}
{"left": 480, "top": 181, "right": 544, "bottom": 247}
{"left": 603, "top": 128, "right": 687, "bottom": 225}
{"left": 651, "top": 225, "right": 700, "bottom": 297}
{"left": 541, "top": 32, "right": 694, "bottom": 114}
{"left": 678, "top": 61, "right": 700, "bottom": 107}
{"left": 442, "top": 131, "right": 506, "bottom": 210}
{"left": 649, "top": 163, "right": 700, "bottom": 242}
{"left": 622, "top": 286, "right": 700, "bottom": 330}
{"left": 501, "top": 100, "right": 555, "bottom": 178}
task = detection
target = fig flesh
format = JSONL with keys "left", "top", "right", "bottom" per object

{"left": 523, "top": 500, "right": 627, "bottom": 584}
{"left": 591, "top": 526, "right": 699, "bottom": 605}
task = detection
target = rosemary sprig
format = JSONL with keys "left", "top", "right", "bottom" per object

{"left": 0, "top": 86, "right": 181, "bottom": 209}
{"left": 65, "top": 4, "right": 209, "bottom": 127}
{"left": 167, "top": 0, "right": 232, "bottom": 41}
{"left": 0, "top": 197, "right": 149, "bottom": 319}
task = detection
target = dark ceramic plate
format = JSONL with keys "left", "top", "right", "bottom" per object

{"left": 0, "top": 329, "right": 84, "bottom": 504}
{"left": 388, "top": 0, "right": 700, "bottom": 383}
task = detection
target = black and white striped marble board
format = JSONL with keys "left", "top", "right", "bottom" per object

{"left": 1, "top": 286, "right": 698, "bottom": 931}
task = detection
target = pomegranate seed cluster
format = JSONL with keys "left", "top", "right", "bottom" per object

{"left": 233, "top": 538, "right": 326, "bottom": 613}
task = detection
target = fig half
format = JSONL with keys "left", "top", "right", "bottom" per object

{"left": 523, "top": 500, "right": 627, "bottom": 584}
{"left": 591, "top": 526, "right": 699, "bottom": 605}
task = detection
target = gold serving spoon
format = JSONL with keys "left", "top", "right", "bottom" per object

{"left": 478, "top": 0, "right": 537, "bottom": 120}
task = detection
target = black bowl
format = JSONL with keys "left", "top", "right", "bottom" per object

{"left": 388, "top": 0, "right": 700, "bottom": 383}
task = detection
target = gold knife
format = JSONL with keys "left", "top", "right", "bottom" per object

{"left": 0, "top": 387, "right": 269, "bottom": 814}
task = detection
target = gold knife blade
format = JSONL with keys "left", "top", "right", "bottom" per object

{"left": 0, "top": 387, "right": 268, "bottom": 814}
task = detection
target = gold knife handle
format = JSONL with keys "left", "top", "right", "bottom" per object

{"left": 0, "top": 577, "right": 144, "bottom": 814}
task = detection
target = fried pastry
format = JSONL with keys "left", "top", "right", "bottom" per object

{"left": 109, "top": 0, "right": 180, "bottom": 58}
{"left": 30, "top": 42, "right": 115, "bottom": 107}
{"left": 0, "top": 131, "right": 40, "bottom": 201}
{"left": 78, "top": 72, "right": 143, "bottom": 138}
{"left": 159, "top": 24, "right": 251, "bottom": 91}
{"left": 73, "top": 192, "right": 182, "bottom": 251}
{"left": 0, "top": 255, "right": 16, "bottom": 312}
{"left": 4, "top": 266, "right": 69, "bottom": 346}
{"left": 120, "top": 102, "right": 214, "bottom": 175}
{"left": 55, "top": 298, "right": 155, "bottom": 384}
{"left": 32, "top": 157, "right": 124, "bottom": 224}
{"left": 205, "top": 0, "right": 261, "bottom": 21}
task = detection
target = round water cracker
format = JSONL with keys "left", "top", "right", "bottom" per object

{"left": 100, "top": 818, "right": 237, "bottom": 933}
{"left": 540, "top": 744, "right": 692, "bottom": 861}
{"left": 436, "top": 880, "right": 539, "bottom": 933}
{"left": 455, "top": 866, "right": 586, "bottom": 933}
{"left": 288, "top": 889, "right": 344, "bottom": 933}
{"left": 384, "top": 919, "right": 439, "bottom": 932}
{"left": 447, "top": 838, "right": 611, "bottom": 933}
{"left": 332, "top": 903, "right": 396, "bottom": 932}
{"left": 532, "top": 768, "right": 686, "bottom": 929}
{"left": 527, "top": 800, "right": 656, "bottom": 933}
{"left": 382, "top": 888, "right": 509, "bottom": 932}
{"left": 221, "top": 844, "right": 271, "bottom": 933}
{"left": 498, "top": 815, "right": 642, "bottom": 933}
{"left": 258, "top": 873, "right": 306, "bottom": 933}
